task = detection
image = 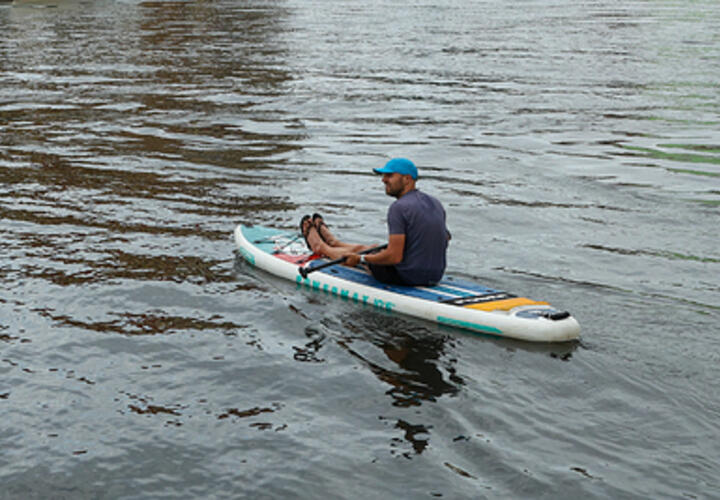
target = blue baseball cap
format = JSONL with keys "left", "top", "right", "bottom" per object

{"left": 373, "top": 158, "right": 418, "bottom": 180}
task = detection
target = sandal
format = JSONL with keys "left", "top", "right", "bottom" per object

{"left": 299, "top": 214, "right": 314, "bottom": 251}
{"left": 312, "top": 213, "right": 333, "bottom": 244}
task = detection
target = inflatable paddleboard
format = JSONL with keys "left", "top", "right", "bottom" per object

{"left": 234, "top": 224, "right": 580, "bottom": 342}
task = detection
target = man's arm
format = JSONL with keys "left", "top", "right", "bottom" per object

{"left": 345, "top": 234, "right": 405, "bottom": 267}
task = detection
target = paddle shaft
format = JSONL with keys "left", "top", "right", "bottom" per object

{"left": 299, "top": 244, "right": 388, "bottom": 279}
{"left": 270, "top": 233, "right": 303, "bottom": 254}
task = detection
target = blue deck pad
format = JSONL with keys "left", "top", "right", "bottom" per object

{"left": 316, "top": 260, "right": 502, "bottom": 304}
{"left": 242, "top": 225, "right": 505, "bottom": 304}
{"left": 438, "top": 277, "right": 500, "bottom": 295}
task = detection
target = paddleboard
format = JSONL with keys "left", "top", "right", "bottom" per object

{"left": 234, "top": 224, "right": 580, "bottom": 342}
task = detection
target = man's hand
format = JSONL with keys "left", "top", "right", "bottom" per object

{"left": 343, "top": 254, "right": 361, "bottom": 267}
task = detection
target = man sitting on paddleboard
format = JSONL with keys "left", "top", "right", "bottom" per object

{"left": 301, "top": 158, "right": 450, "bottom": 286}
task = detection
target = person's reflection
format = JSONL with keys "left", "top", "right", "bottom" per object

{"left": 377, "top": 333, "right": 463, "bottom": 407}
{"left": 336, "top": 319, "right": 463, "bottom": 408}
{"left": 361, "top": 329, "right": 463, "bottom": 457}
{"left": 332, "top": 315, "right": 465, "bottom": 456}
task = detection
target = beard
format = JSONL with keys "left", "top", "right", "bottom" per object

{"left": 385, "top": 183, "right": 403, "bottom": 198}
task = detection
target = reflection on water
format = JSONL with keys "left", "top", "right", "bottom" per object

{"left": 390, "top": 418, "right": 432, "bottom": 458}
{"left": 343, "top": 321, "right": 462, "bottom": 408}
{"left": 293, "top": 309, "right": 463, "bottom": 407}
{"left": 337, "top": 314, "right": 464, "bottom": 458}
{"left": 36, "top": 307, "right": 246, "bottom": 335}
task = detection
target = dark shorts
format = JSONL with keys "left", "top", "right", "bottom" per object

{"left": 367, "top": 263, "right": 408, "bottom": 286}
{"left": 368, "top": 264, "right": 440, "bottom": 287}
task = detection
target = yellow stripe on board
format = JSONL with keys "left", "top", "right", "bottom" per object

{"left": 464, "top": 297, "right": 549, "bottom": 311}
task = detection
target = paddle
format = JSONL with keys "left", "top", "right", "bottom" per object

{"left": 298, "top": 244, "right": 387, "bottom": 279}
{"left": 270, "top": 234, "right": 303, "bottom": 254}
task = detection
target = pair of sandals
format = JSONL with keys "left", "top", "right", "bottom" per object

{"left": 300, "top": 213, "right": 331, "bottom": 251}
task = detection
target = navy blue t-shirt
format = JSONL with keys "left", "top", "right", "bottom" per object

{"left": 386, "top": 189, "right": 448, "bottom": 285}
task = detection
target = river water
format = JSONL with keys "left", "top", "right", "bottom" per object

{"left": 1, "top": 0, "right": 719, "bottom": 498}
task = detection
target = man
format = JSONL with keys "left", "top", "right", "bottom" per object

{"left": 301, "top": 158, "right": 449, "bottom": 286}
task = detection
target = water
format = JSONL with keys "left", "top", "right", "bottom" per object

{"left": 1, "top": 0, "right": 719, "bottom": 498}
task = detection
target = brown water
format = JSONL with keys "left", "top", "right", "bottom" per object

{"left": 1, "top": 0, "right": 719, "bottom": 498}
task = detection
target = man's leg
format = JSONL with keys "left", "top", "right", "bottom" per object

{"left": 313, "top": 214, "right": 364, "bottom": 250}
{"left": 302, "top": 216, "right": 363, "bottom": 259}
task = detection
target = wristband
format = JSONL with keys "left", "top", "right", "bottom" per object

{"left": 360, "top": 255, "right": 367, "bottom": 264}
